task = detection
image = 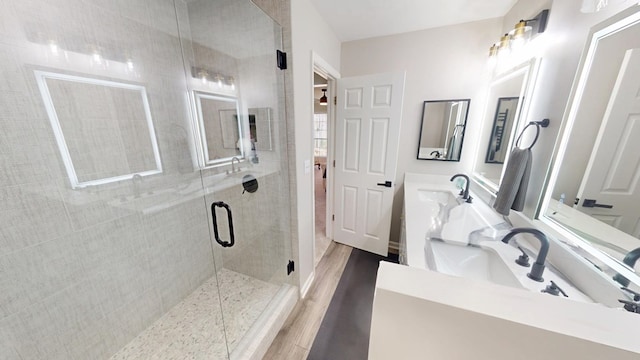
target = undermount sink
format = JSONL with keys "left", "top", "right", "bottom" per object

{"left": 417, "top": 189, "right": 457, "bottom": 204}
{"left": 427, "top": 241, "right": 524, "bottom": 289}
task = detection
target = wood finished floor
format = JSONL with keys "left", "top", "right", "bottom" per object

{"left": 263, "top": 241, "right": 352, "bottom": 360}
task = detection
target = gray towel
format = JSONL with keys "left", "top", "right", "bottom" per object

{"left": 493, "top": 147, "right": 532, "bottom": 215}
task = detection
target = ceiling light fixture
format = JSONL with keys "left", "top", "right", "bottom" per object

{"left": 319, "top": 89, "right": 328, "bottom": 106}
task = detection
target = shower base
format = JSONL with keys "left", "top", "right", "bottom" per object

{"left": 109, "top": 269, "right": 287, "bottom": 359}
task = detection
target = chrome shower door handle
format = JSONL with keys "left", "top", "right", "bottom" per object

{"left": 211, "top": 201, "right": 235, "bottom": 247}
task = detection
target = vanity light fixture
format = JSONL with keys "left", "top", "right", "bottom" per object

{"left": 488, "top": 9, "right": 550, "bottom": 58}
{"left": 508, "top": 9, "right": 550, "bottom": 49}
{"left": 191, "top": 67, "right": 236, "bottom": 91}
{"left": 319, "top": 88, "right": 328, "bottom": 106}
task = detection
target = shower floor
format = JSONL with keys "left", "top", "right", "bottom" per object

{"left": 109, "top": 269, "right": 280, "bottom": 360}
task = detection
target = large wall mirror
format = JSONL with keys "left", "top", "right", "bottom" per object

{"left": 193, "top": 91, "right": 243, "bottom": 167}
{"left": 35, "top": 71, "right": 162, "bottom": 189}
{"left": 473, "top": 58, "right": 540, "bottom": 192}
{"left": 192, "top": 91, "right": 273, "bottom": 168}
{"left": 538, "top": 6, "right": 640, "bottom": 286}
{"left": 417, "top": 99, "right": 470, "bottom": 161}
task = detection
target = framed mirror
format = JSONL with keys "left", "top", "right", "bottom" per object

{"left": 538, "top": 6, "right": 640, "bottom": 286}
{"left": 417, "top": 99, "right": 470, "bottom": 161}
{"left": 473, "top": 58, "right": 540, "bottom": 192}
{"left": 35, "top": 71, "right": 162, "bottom": 189}
{"left": 485, "top": 97, "right": 521, "bottom": 164}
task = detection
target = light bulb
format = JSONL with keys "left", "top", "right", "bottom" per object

{"left": 92, "top": 51, "right": 103, "bottom": 65}
{"left": 508, "top": 20, "right": 532, "bottom": 51}
{"left": 48, "top": 40, "right": 59, "bottom": 55}
{"left": 198, "top": 70, "right": 208, "bottom": 84}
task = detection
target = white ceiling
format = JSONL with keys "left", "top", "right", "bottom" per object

{"left": 311, "top": 0, "right": 519, "bottom": 42}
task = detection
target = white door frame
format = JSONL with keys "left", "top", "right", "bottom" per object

{"left": 311, "top": 52, "right": 340, "bottom": 265}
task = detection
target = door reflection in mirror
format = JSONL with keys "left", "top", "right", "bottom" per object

{"left": 417, "top": 99, "right": 470, "bottom": 161}
{"left": 539, "top": 8, "right": 640, "bottom": 281}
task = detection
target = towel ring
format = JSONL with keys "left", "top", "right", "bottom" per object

{"left": 515, "top": 119, "right": 549, "bottom": 149}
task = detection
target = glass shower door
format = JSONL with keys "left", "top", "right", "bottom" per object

{"left": 174, "top": 0, "right": 295, "bottom": 357}
{"left": 0, "top": 0, "right": 293, "bottom": 359}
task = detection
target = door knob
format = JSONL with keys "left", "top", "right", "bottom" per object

{"left": 582, "top": 199, "right": 613, "bottom": 209}
{"left": 377, "top": 181, "right": 392, "bottom": 188}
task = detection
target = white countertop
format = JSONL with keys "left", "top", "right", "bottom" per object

{"left": 374, "top": 262, "right": 640, "bottom": 356}
{"left": 403, "top": 172, "right": 593, "bottom": 301}
{"left": 404, "top": 173, "right": 458, "bottom": 269}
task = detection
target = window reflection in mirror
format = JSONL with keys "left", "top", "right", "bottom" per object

{"left": 417, "top": 99, "right": 470, "bottom": 161}
{"left": 485, "top": 97, "right": 521, "bottom": 164}
{"left": 35, "top": 71, "right": 162, "bottom": 189}
{"left": 539, "top": 8, "right": 640, "bottom": 285}
{"left": 473, "top": 59, "right": 539, "bottom": 192}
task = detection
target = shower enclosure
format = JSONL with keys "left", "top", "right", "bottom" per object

{"left": 0, "top": 0, "right": 295, "bottom": 359}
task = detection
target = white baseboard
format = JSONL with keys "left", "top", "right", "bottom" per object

{"left": 300, "top": 272, "right": 315, "bottom": 299}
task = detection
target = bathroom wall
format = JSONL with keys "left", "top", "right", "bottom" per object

{"left": 340, "top": 19, "right": 502, "bottom": 246}
{"left": 496, "top": 0, "right": 638, "bottom": 218}
{"left": 0, "top": 0, "right": 296, "bottom": 359}
{"left": 0, "top": 1, "right": 218, "bottom": 359}
{"left": 339, "top": 0, "right": 640, "bottom": 247}
{"left": 289, "top": 0, "right": 341, "bottom": 294}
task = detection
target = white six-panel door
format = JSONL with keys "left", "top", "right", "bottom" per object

{"left": 333, "top": 72, "right": 405, "bottom": 256}
{"left": 577, "top": 48, "right": 640, "bottom": 237}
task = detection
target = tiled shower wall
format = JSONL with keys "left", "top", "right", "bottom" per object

{"left": 0, "top": 0, "right": 293, "bottom": 359}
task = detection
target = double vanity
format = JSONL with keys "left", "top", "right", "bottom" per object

{"left": 401, "top": 172, "right": 592, "bottom": 301}
{"left": 368, "top": 172, "right": 640, "bottom": 359}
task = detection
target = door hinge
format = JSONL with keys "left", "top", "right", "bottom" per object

{"left": 333, "top": 96, "right": 337, "bottom": 105}
{"left": 332, "top": 214, "right": 335, "bottom": 221}
{"left": 333, "top": 160, "right": 335, "bottom": 167}
{"left": 287, "top": 260, "right": 295, "bottom": 275}
{"left": 276, "top": 50, "right": 287, "bottom": 70}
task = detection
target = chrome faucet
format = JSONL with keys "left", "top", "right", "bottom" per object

{"left": 231, "top": 156, "right": 241, "bottom": 173}
{"left": 613, "top": 247, "right": 640, "bottom": 287}
{"left": 449, "top": 173, "right": 472, "bottom": 203}
{"left": 501, "top": 228, "right": 549, "bottom": 282}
